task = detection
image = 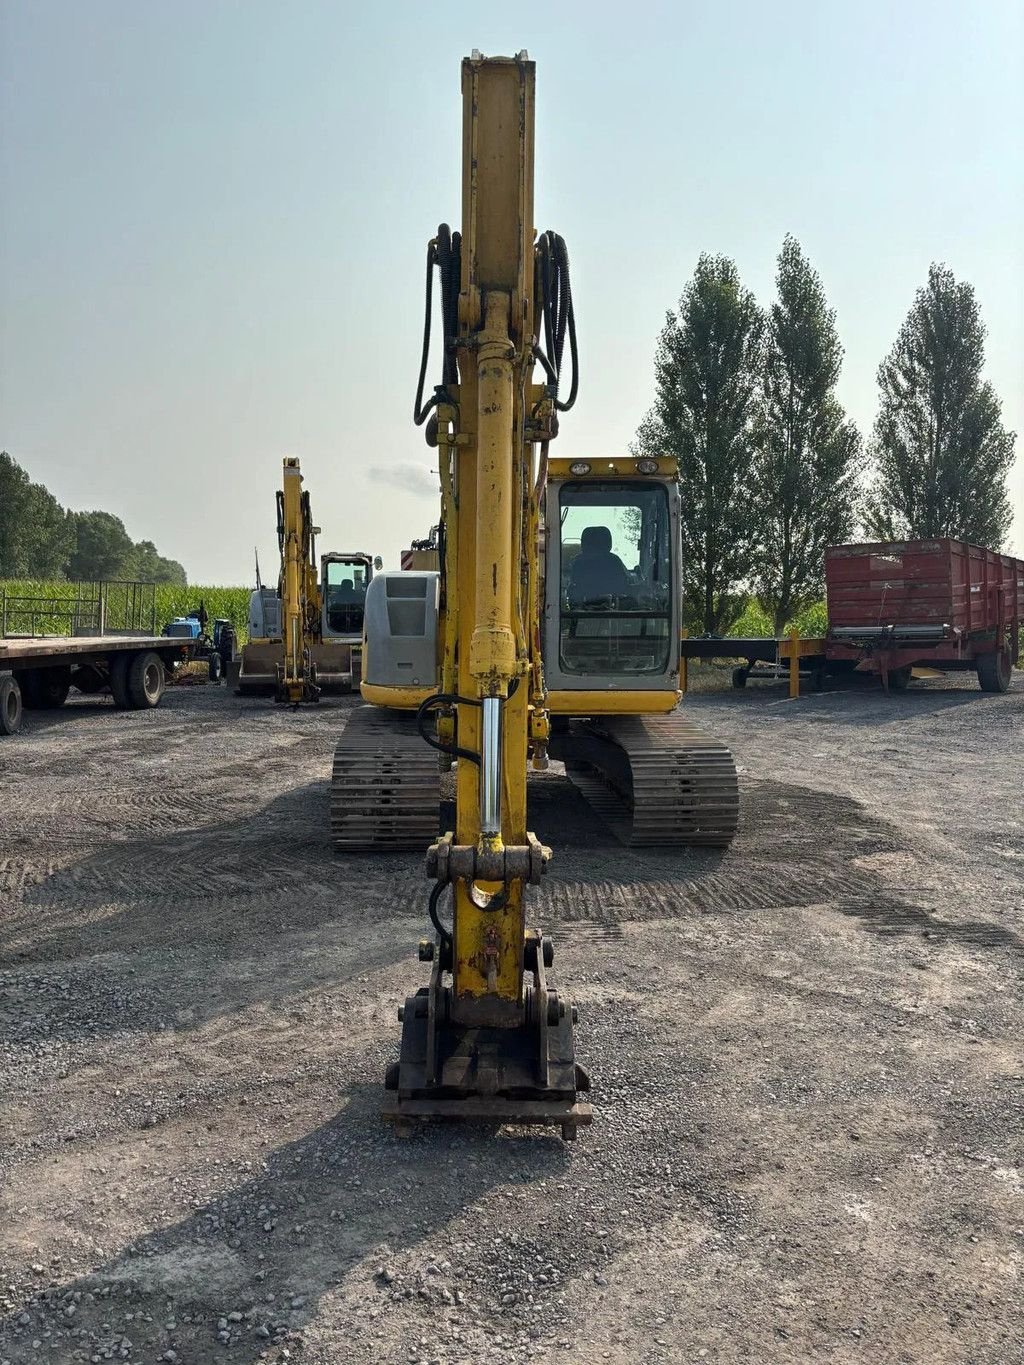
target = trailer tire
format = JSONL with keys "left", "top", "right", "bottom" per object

{"left": 0, "top": 675, "right": 23, "bottom": 735}
{"left": 208, "top": 652, "right": 223, "bottom": 683}
{"left": 887, "top": 666, "right": 913, "bottom": 692}
{"left": 731, "top": 666, "right": 748, "bottom": 689}
{"left": 127, "top": 651, "right": 165, "bottom": 709}
{"left": 977, "top": 648, "right": 1011, "bottom": 694}
{"left": 109, "top": 653, "right": 132, "bottom": 709}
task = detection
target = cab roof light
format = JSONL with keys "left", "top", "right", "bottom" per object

{"left": 569, "top": 460, "right": 591, "bottom": 476}
{"left": 635, "top": 458, "right": 659, "bottom": 474}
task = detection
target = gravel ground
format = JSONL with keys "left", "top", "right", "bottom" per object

{"left": 0, "top": 672, "right": 1021, "bottom": 1365}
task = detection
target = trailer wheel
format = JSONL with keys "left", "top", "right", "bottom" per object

{"left": 810, "top": 664, "right": 827, "bottom": 693}
{"left": 128, "top": 651, "right": 165, "bottom": 709}
{"left": 0, "top": 675, "right": 23, "bottom": 735}
{"left": 977, "top": 648, "right": 1011, "bottom": 694}
{"left": 208, "top": 652, "right": 223, "bottom": 683}
{"left": 887, "top": 666, "right": 913, "bottom": 692}
{"left": 731, "top": 666, "right": 748, "bottom": 689}
{"left": 110, "top": 653, "right": 132, "bottom": 709}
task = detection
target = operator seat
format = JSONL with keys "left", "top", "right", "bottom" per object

{"left": 569, "top": 525, "right": 628, "bottom": 605}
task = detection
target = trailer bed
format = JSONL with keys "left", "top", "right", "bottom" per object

{"left": 0, "top": 634, "right": 188, "bottom": 668}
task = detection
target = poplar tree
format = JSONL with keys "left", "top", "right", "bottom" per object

{"left": 866, "top": 263, "right": 1015, "bottom": 547}
{"left": 752, "top": 236, "right": 862, "bottom": 633}
{"left": 633, "top": 253, "right": 764, "bottom": 635}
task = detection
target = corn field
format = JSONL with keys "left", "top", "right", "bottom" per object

{"left": 1, "top": 580, "right": 252, "bottom": 640}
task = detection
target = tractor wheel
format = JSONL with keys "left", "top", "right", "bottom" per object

{"left": 218, "top": 624, "right": 236, "bottom": 667}
{"left": 977, "top": 648, "right": 1011, "bottom": 693}
{"left": 0, "top": 675, "right": 23, "bottom": 735}
{"left": 127, "top": 651, "right": 165, "bottom": 709}
{"left": 109, "top": 654, "right": 132, "bottom": 709}
{"left": 208, "top": 652, "right": 223, "bottom": 683}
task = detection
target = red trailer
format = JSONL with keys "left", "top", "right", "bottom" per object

{"left": 825, "top": 539, "right": 1023, "bottom": 692}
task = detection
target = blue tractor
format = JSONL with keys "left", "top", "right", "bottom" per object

{"left": 162, "top": 602, "right": 236, "bottom": 682}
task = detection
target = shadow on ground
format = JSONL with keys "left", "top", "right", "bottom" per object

{"left": 0, "top": 1082, "right": 573, "bottom": 1364}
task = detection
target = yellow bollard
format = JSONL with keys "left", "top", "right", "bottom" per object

{"left": 789, "top": 627, "right": 800, "bottom": 699}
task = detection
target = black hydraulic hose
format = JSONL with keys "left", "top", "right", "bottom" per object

{"left": 427, "top": 880, "right": 453, "bottom": 951}
{"left": 532, "top": 343, "right": 558, "bottom": 384}
{"left": 535, "top": 231, "right": 579, "bottom": 413}
{"left": 435, "top": 225, "right": 461, "bottom": 386}
{"left": 416, "top": 691, "right": 482, "bottom": 766}
{"left": 414, "top": 224, "right": 463, "bottom": 425}
{"left": 553, "top": 234, "right": 578, "bottom": 411}
{"left": 415, "top": 677, "right": 520, "bottom": 767}
{"left": 413, "top": 238, "right": 440, "bottom": 426}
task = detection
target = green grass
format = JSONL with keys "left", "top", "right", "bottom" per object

{"left": 1, "top": 580, "right": 252, "bottom": 639}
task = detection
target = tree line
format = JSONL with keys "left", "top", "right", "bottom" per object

{"left": 634, "top": 241, "right": 1017, "bottom": 634}
{"left": 0, "top": 452, "right": 187, "bottom": 586}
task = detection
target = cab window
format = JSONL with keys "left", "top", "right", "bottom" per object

{"left": 558, "top": 482, "right": 671, "bottom": 675}
{"left": 325, "top": 561, "right": 367, "bottom": 635}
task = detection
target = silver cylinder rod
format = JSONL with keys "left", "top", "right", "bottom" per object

{"left": 480, "top": 695, "right": 502, "bottom": 835}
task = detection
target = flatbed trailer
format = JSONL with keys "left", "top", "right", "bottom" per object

{"left": 0, "top": 634, "right": 192, "bottom": 736}
{"left": 679, "top": 634, "right": 828, "bottom": 692}
{"left": 0, "top": 581, "right": 194, "bottom": 735}
{"left": 825, "top": 539, "right": 1023, "bottom": 692}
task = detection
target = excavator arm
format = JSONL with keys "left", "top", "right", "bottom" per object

{"left": 276, "top": 456, "right": 321, "bottom": 705}
{"left": 383, "top": 52, "right": 590, "bottom": 1138}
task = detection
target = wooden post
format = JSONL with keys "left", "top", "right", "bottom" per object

{"left": 789, "top": 627, "right": 800, "bottom": 699}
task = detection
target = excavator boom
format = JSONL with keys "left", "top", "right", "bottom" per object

{"left": 380, "top": 52, "right": 590, "bottom": 1137}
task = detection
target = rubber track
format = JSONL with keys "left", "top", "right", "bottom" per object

{"left": 330, "top": 706, "right": 440, "bottom": 850}
{"left": 563, "top": 712, "right": 739, "bottom": 848}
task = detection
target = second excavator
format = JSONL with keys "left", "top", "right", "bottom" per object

{"left": 332, "top": 52, "right": 739, "bottom": 1136}
{"left": 239, "top": 456, "right": 377, "bottom": 703}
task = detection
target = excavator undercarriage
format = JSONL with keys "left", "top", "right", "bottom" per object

{"left": 332, "top": 706, "right": 738, "bottom": 851}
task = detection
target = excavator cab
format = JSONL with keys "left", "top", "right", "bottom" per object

{"left": 322, "top": 553, "right": 373, "bottom": 639}
{"left": 545, "top": 458, "right": 681, "bottom": 692}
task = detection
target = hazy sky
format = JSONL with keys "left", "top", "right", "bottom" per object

{"left": 2, "top": 0, "right": 1022, "bottom": 583}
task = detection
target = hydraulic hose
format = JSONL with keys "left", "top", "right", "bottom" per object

{"left": 415, "top": 677, "right": 521, "bottom": 767}
{"left": 534, "top": 231, "right": 579, "bottom": 412}
{"left": 427, "top": 880, "right": 453, "bottom": 951}
{"left": 413, "top": 224, "right": 462, "bottom": 425}
{"left": 416, "top": 690, "right": 482, "bottom": 766}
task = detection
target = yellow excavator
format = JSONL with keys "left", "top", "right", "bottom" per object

{"left": 238, "top": 457, "right": 376, "bottom": 702}
{"left": 332, "top": 52, "right": 739, "bottom": 1137}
